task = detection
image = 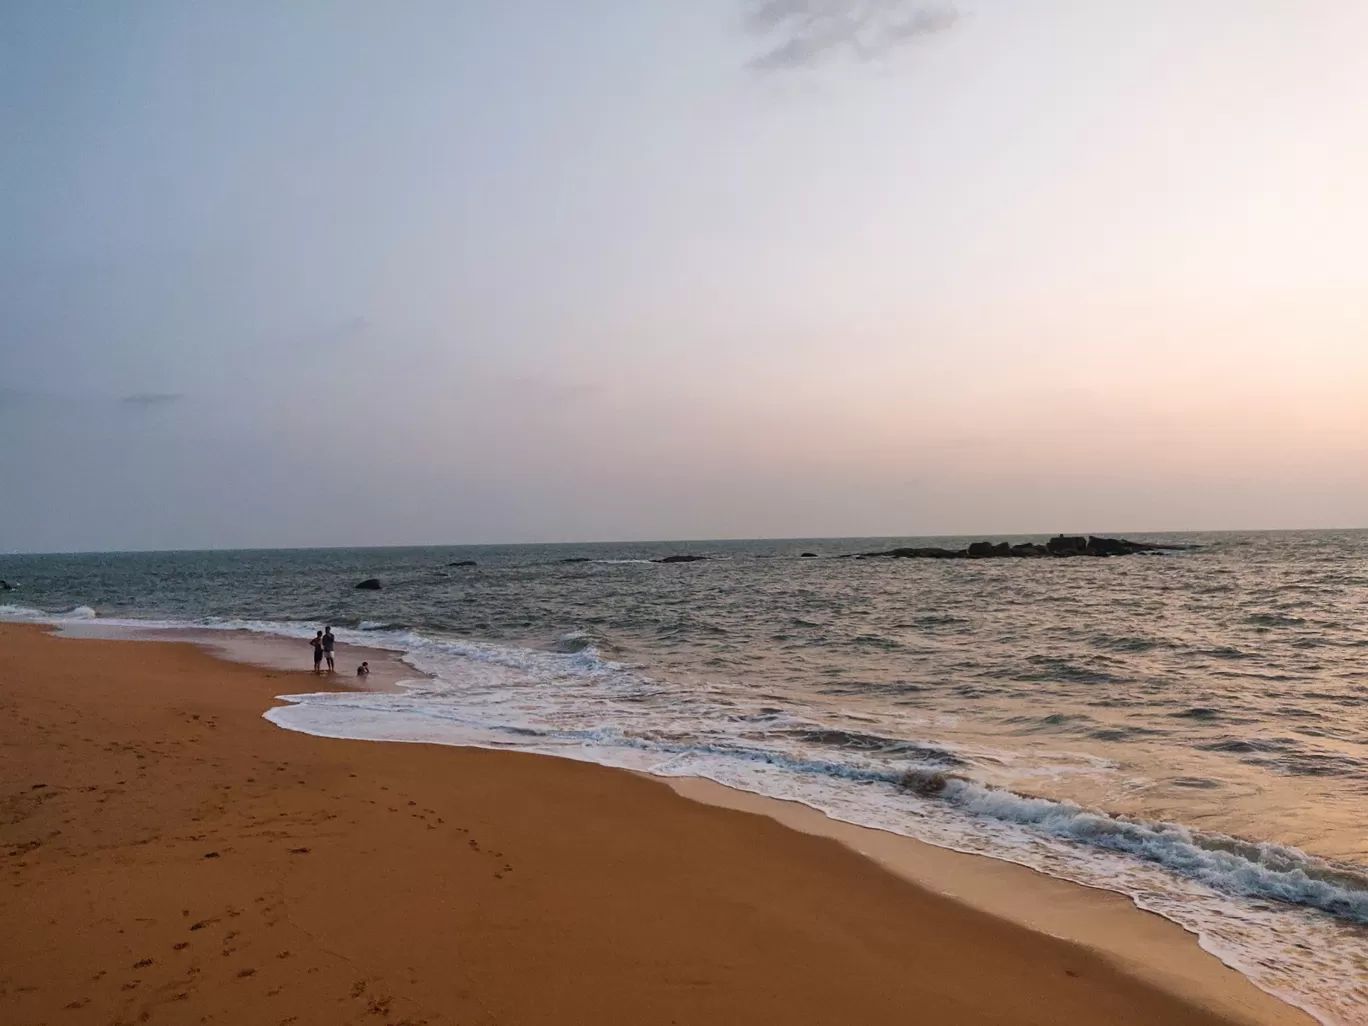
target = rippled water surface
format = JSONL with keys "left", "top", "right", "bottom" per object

{"left": 4, "top": 531, "right": 1368, "bottom": 1022}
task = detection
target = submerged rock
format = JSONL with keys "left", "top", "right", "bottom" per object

{"left": 560, "top": 557, "right": 592, "bottom": 563}
{"left": 875, "top": 547, "right": 964, "bottom": 559}
{"left": 446, "top": 560, "right": 477, "bottom": 567}
{"left": 799, "top": 552, "right": 818, "bottom": 558}
{"left": 655, "top": 554, "right": 708, "bottom": 564}
{"left": 355, "top": 578, "right": 382, "bottom": 590}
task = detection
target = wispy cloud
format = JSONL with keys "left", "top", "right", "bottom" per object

{"left": 743, "top": 0, "right": 957, "bottom": 70}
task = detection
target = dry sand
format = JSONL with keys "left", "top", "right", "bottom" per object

{"left": 0, "top": 624, "right": 1311, "bottom": 1026}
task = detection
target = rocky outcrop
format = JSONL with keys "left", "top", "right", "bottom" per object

{"left": 967, "top": 541, "right": 1015, "bottom": 558}
{"left": 1047, "top": 535, "right": 1088, "bottom": 555}
{"left": 1047, "top": 535, "right": 1177, "bottom": 557}
{"left": 655, "top": 555, "right": 708, "bottom": 564}
{"left": 857, "top": 536, "right": 1186, "bottom": 560}
{"left": 354, "top": 578, "right": 382, "bottom": 590}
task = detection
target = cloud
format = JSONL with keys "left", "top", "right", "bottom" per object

{"left": 120, "top": 393, "right": 184, "bottom": 407}
{"left": 743, "top": 0, "right": 957, "bottom": 70}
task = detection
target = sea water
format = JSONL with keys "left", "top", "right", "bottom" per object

{"left": 4, "top": 531, "right": 1367, "bottom": 1022}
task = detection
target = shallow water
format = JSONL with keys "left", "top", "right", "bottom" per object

{"left": 4, "top": 531, "right": 1367, "bottom": 1022}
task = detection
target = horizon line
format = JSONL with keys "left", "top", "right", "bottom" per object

{"left": 3, "top": 525, "right": 1366, "bottom": 559}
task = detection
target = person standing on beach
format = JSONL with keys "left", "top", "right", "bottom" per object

{"left": 322, "top": 626, "right": 336, "bottom": 671}
{"left": 310, "top": 631, "right": 325, "bottom": 674}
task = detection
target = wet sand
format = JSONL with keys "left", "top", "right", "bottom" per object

{"left": 0, "top": 624, "right": 1310, "bottom": 1026}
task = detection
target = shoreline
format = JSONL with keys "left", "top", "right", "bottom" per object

{"left": 51, "top": 620, "right": 425, "bottom": 693}
{"left": 662, "top": 778, "right": 1315, "bottom": 1024}
{"left": 0, "top": 624, "right": 1313, "bottom": 1025}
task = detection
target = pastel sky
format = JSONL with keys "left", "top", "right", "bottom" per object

{"left": 3, "top": 1, "right": 1366, "bottom": 551}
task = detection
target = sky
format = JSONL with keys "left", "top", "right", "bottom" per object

{"left": 2, "top": 0, "right": 1366, "bottom": 552}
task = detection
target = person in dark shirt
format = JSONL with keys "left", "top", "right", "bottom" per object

{"left": 356, "top": 661, "right": 370, "bottom": 678}
{"left": 322, "top": 626, "right": 336, "bottom": 671}
{"left": 309, "top": 631, "right": 324, "bottom": 674}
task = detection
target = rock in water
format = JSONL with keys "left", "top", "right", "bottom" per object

{"left": 967, "top": 542, "right": 1012, "bottom": 558}
{"left": 355, "top": 578, "right": 382, "bottom": 590}
{"left": 655, "top": 554, "right": 707, "bottom": 563}
{"left": 1047, "top": 535, "right": 1088, "bottom": 555}
{"left": 0, "top": 579, "right": 11, "bottom": 590}
{"left": 446, "top": 560, "right": 477, "bottom": 567}
{"left": 860, "top": 536, "right": 1184, "bottom": 560}
{"left": 799, "top": 552, "right": 818, "bottom": 558}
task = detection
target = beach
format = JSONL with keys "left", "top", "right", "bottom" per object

{"left": 0, "top": 623, "right": 1311, "bottom": 1026}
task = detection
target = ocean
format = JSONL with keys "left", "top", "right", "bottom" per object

{"left": 3, "top": 530, "right": 1367, "bottom": 1023}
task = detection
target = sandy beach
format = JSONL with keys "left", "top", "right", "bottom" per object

{"left": 0, "top": 624, "right": 1311, "bottom": 1026}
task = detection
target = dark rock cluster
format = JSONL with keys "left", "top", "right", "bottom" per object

{"left": 855, "top": 536, "right": 1184, "bottom": 560}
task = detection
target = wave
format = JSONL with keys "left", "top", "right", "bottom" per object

{"left": 785, "top": 728, "right": 966, "bottom": 765}
{"left": 1247, "top": 613, "right": 1309, "bottom": 628}
{"left": 0, "top": 602, "right": 96, "bottom": 621}
{"left": 905, "top": 771, "right": 1368, "bottom": 924}
{"left": 1090, "top": 634, "right": 1167, "bottom": 653}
